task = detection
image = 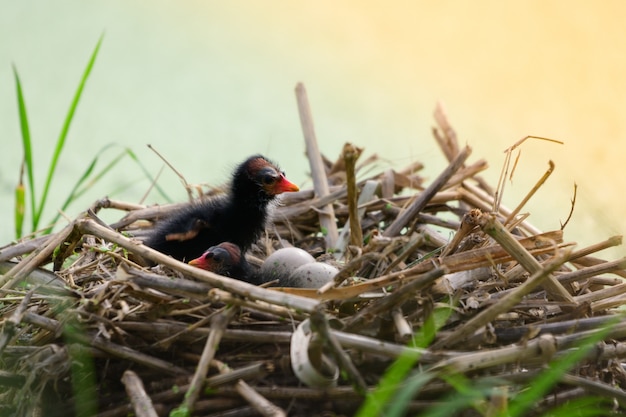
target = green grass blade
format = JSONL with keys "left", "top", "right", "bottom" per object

{"left": 542, "top": 396, "right": 613, "bottom": 417}
{"left": 383, "top": 371, "right": 435, "bottom": 417}
{"left": 418, "top": 375, "right": 498, "bottom": 417}
{"left": 355, "top": 304, "right": 453, "bottom": 417}
{"left": 43, "top": 153, "right": 100, "bottom": 234}
{"left": 126, "top": 148, "right": 172, "bottom": 202}
{"left": 35, "top": 34, "right": 104, "bottom": 231}
{"left": 504, "top": 317, "right": 620, "bottom": 417}
{"left": 13, "top": 66, "right": 36, "bottom": 233}
{"left": 43, "top": 145, "right": 174, "bottom": 233}
{"left": 14, "top": 168, "right": 26, "bottom": 239}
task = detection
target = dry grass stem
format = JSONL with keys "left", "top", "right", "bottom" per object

{"left": 121, "top": 370, "right": 158, "bottom": 417}
{"left": 295, "top": 82, "right": 339, "bottom": 249}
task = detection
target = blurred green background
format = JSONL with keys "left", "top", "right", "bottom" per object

{"left": 1, "top": 1, "right": 624, "bottom": 260}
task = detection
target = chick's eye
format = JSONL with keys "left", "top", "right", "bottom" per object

{"left": 262, "top": 174, "right": 277, "bottom": 185}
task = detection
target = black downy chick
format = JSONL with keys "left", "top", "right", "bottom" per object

{"left": 145, "top": 155, "right": 299, "bottom": 262}
{"left": 188, "top": 242, "right": 260, "bottom": 285}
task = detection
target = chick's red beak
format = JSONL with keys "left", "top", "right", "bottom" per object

{"left": 274, "top": 175, "right": 299, "bottom": 194}
{"left": 189, "top": 256, "right": 211, "bottom": 270}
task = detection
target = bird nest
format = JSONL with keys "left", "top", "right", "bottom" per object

{"left": 1, "top": 98, "right": 626, "bottom": 417}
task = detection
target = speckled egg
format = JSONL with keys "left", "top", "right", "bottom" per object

{"left": 259, "top": 247, "right": 315, "bottom": 283}
{"left": 282, "top": 262, "right": 338, "bottom": 288}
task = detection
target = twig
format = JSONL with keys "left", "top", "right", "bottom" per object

{"left": 343, "top": 143, "right": 363, "bottom": 249}
{"left": 476, "top": 212, "right": 574, "bottom": 303}
{"left": 147, "top": 144, "right": 194, "bottom": 201}
{"left": 0, "top": 222, "right": 75, "bottom": 294}
{"left": 179, "top": 305, "right": 238, "bottom": 414}
{"left": 213, "top": 359, "right": 285, "bottom": 417}
{"left": 295, "top": 82, "right": 339, "bottom": 249}
{"left": 432, "top": 251, "right": 570, "bottom": 349}
{"left": 333, "top": 180, "right": 379, "bottom": 262}
{"left": 208, "top": 288, "right": 308, "bottom": 321}
{"left": 310, "top": 308, "right": 367, "bottom": 394}
{"left": 503, "top": 160, "right": 555, "bottom": 227}
{"left": 23, "top": 311, "right": 188, "bottom": 375}
{"left": 121, "top": 370, "right": 158, "bottom": 417}
{"left": 433, "top": 102, "right": 460, "bottom": 162}
{"left": 558, "top": 258, "right": 626, "bottom": 285}
{"left": 384, "top": 145, "right": 472, "bottom": 237}
{"left": 560, "top": 183, "right": 577, "bottom": 230}
{"left": 344, "top": 267, "right": 446, "bottom": 330}
{"left": 0, "top": 288, "right": 35, "bottom": 354}
{"left": 391, "top": 307, "right": 413, "bottom": 342}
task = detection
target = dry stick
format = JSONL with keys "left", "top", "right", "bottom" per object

{"left": 93, "top": 197, "right": 146, "bottom": 212}
{"left": 344, "top": 267, "right": 447, "bottom": 330}
{"left": 559, "top": 373, "right": 626, "bottom": 408}
{"left": 442, "top": 159, "right": 489, "bottom": 191}
{"left": 77, "top": 218, "right": 320, "bottom": 314}
{"left": 99, "top": 363, "right": 271, "bottom": 417}
{"left": 381, "top": 233, "right": 424, "bottom": 275}
{"left": 431, "top": 334, "right": 562, "bottom": 375}
{"left": 295, "top": 82, "right": 338, "bottom": 249}
{"left": 495, "top": 136, "right": 564, "bottom": 214}
{"left": 384, "top": 145, "right": 472, "bottom": 237}
{"left": 477, "top": 213, "right": 575, "bottom": 303}
{"left": 432, "top": 251, "right": 570, "bottom": 350}
{"left": 181, "top": 305, "right": 238, "bottom": 414}
{"left": 212, "top": 359, "right": 286, "bottom": 417}
{"left": 460, "top": 182, "right": 543, "bottom": 236}
{"left": 391, "top": 307, "right": 413, "bottom": 342}
{"left": 440, "top": 209, "right": 481, "bottom": 258}
{"left": 22, "top": 311, "right": 188, "bottom": 375}
{"left": 121, "top": 370, "right": 158, "bottom": 417}
{"left": 558, "top": 258, "right": 626, "bottom": 285}
{"left": 0, "top": 235, "right": 49, "bottom": 262}
{"left": 567, "top": 235, "right": 622, "bottom": 262}
{"left": 490, "top": 315, "right": 621, "bottom": 345}
{"left": 560, "top": 183, "right": 577, "bottom": 230}
{"left": 0, "top": 261, "right": 67, "bottom": 291}
{"left": 235, "top": 380, "right": 286, "bottom": 417}
{"left": 0, "top": 221, "right": 75, "bottom": 293}
{"left": 503, "top": 160, "right": 555, "bottom": 227}
{"left": 575, "top": 280, "right": 626, "bottom": 306}
{"left": 122, "top": 266, "right": 212, "bottom": 299}
{"left": 108, "top": 201, "right": 188, "bottom": 230}
{"left": 0, "top": 288, "right": 34, "bottom": 354}
{"left": 433, "top": 102, "right": 460, "bottom": 162}
{"left": 310, "top": 308, "right": 368, "bottom": 395}
{"left": 208, "top": 288, "right": 308, "bottom": 321}
{"left": 331, "top": 180, "right": 380, "bottom": 269}
{"left": 566, "top": 236, "right": 626, "bottom": 279}
{"left": 343, "top": 143, "right": 363, "bottom": 248}
{"left": 147, "top": 143, "right": 195, "bottom": 201}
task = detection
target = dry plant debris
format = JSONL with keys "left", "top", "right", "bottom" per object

{"left": 1, "top": 95, "right": 625, "bottom": 416}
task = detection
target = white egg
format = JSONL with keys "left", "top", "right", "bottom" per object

{"left": 283, "top": 262, "right": 339, "bottom": 288}
{"left": 259, "top": 247, "right": 315, "bottom": 282}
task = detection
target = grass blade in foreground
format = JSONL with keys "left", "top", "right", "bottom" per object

{"left": 34, "top": 34, "right": 104, "bottom": 232}
{"left": 355, "top": 304, "right": 452, "bottom": 417}
{"left": 14, "top": 165, "right": 26, "bottom": 239}
{"left": 503, "top": 316, "right": 621, "bottom": 417}
{"left": 13, "top": 66, "right": 36, "bottom": 235}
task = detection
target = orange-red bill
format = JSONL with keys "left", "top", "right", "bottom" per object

{"left": 275, "top": 175, "right": 299, "bottom": 194}
{"left": 188, "top": 256, "right": 209, "bottom": 269}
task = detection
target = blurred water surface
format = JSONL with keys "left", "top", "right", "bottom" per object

{"left": 0, "top": 1, "right": 624, "bottom": 260}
